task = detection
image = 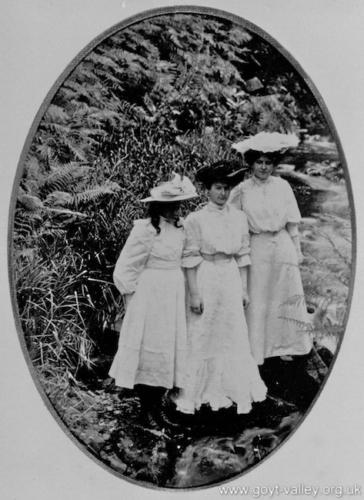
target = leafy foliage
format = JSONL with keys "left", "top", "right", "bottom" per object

{"left": 12, "top": 13, "right": 347, "bottom": 391}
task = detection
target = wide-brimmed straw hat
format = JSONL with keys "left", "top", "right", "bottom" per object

{"left": 195, "top": 160, "right": 246, "bottom": 187}
{"left": 141, "top": 172, "right": 198, "bottom": 203}
{"left": 231, "top": 131, "right": 299, "bottom": 155}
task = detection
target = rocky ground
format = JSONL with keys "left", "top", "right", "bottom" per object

{"left": 48, "top": 344, "right": 332, "bottom": 488}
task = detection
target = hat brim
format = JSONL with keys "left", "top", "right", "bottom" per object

{"left": 225, "top": 169, "right": 247, "bottom": 185}
{"left": 232, "top": 132, "right": 299, "bottom": 156}
{"left": 196, "top": 168, "right": 246, "bottom": 187}
{"left": 140, "top": 193, "right": 198, "bottom": 203}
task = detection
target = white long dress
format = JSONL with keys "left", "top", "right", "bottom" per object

{"left": 229, "top": 175, "right": 313, "bottom": 365}
{"left": 176, "top": 202, "right": 267, "bottom": 414}
{"left": 109, "top": 218, "right": 187, "bottom": 389}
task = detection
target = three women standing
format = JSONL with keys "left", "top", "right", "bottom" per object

{"left": 110, "top": 132, "right": 311, "bottom": 427}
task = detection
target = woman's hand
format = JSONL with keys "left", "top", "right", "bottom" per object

{"left": 296, "top": 251, "right": 304, "bottom": 265}
{"left": 190, "top": 293, "right": 204, "bottom": 314}
{"left": 295, "top": 246, "right": 304, "bottom": 264}
{"left": 123, "top": 293, "right": 134, "bottom": 310}
{"left": 242, "top": 290, "right": 250, "bottom": 309}
{"left": 290, "top": 233, "right": 304, "bottom": 265}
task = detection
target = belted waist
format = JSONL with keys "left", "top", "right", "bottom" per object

{"left": 201, "top": 252, "right": 234, "bottom": 263}
{"left": 250, "top": 228, "right": 286, "bottom": 237}
{"left": 145, "top": 259, "right": 181, "bottom": 270}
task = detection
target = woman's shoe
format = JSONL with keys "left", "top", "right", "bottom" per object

{"left": 155, "top": 396, "right": 181, "bottom": 429}
{"left": 158, "top": 407, "right": 184, "bottom": 431}
{"left": 136, "top": 385, "right": 165, "bottom": 430}
{"left": 138, "top": 407, "right": 161, "bottom": 430}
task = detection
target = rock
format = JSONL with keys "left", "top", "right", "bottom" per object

{"left": 306, "top": 348, "right": 329, "bottom": 384}
{"left": 85, "top": 432, "right": 107, "bottom": 453}
{"left": 171, "top": 412, "right": 302, "bottom": 488}
{"left": 172, "top": 438, "right": 244, "bottom": 488}
{"left": 276, "top": 166, "right": 336, "bottom": 192}
{"left": 316, "top": 345, "right": 334, "bottom": 367}
{"left": 100, "top": 451, "right": 127, "bottom": 474}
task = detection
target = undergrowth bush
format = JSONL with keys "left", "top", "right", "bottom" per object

{"left": 12, "top": 13, "right": 347, "bottom": 394}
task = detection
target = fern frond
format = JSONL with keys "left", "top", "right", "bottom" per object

{"left": 17, "top": 194, "right": 44, "bottom": 212}
{"left": 60, "top": 138, "right": 88, "bottom": 162}
{"left": 62, "top": 79, "right": 95, "bottom": 101}
{"left": 167, "top": 27, "right": 184, "bottom": 49}
{"left": 44, "top": 191, "right": 73, "bottom": 208}
{"left": 68, "top": 128, "right": 103, "bottom": 144}
{"left": 119, "top": 50, "right": 149, "bottom": 72}
{"left": 46, "top": 207, "right": 88, "bottom": 219}
{"left": 73, "top": 182, "right": 121, "bottom": 206}
{"left": 279, "top": 295, "right": 307, "bottom": 308}
{"left": 85, "top": 52, "right": 121, "bottom": 73}
{"left": 13, "top": 218, "right": 33, "bottom": 239}
{"left": 23, "top": 155, "right": 42, "bottom": 182}
{"left": 228, "top": 27, "right": 252, "bottom": 45}
{"left": 13, "top": 207, "right": 43, "bottom": 242}
{"left": 45, "top": 122, "right": 73, "bottom": 135}
{"left": 278, "top": 315, "right": 314, "bottom": 333}
{"left": 39, "top": 164, "right": 90, "bottom": 196}
{"left": 94, "top": 70, "right": 123, "bottom": 88}
{"left": 44, "top": 104, "right": 69, "bottom": 124}
{"left": 66, "top": 100, "right": 93, "bottom": 116}
{"left": 36, "top": 143, "right": 57, "bottom": 163}
{"left": 88, "top": 109, "right": 122, "bottom": 128}
{"left": 117, "top": 100, "right": 137, "bottom": 116}
{"left": 39, "top": 228, "right": 67, "bottom": 242}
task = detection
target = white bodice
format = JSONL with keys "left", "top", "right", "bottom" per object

{"left": 182, "top": 202, "right": 251, "bottom": 268}
{"left": 113, "top": 218, "right": 185, "bottom": 294}
{"left": 229, "top": 175, "right": 301, "bottom": 234}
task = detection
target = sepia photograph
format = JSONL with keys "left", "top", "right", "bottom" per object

{"left": 3, "top": 1, "right": 363, "bottom": 497}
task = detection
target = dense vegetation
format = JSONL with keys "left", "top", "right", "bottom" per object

{"left": 12, "top": 13, "right": 347, "bottom": 400}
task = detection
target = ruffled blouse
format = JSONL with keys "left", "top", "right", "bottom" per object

{"left": 113, "top": 218, "right": 185, "bottom": 295}
{"left": 182, "top": 202, "right": 251, "bottom": 268}
{"left": 229, "top": 175, "right": 301, "bottom": 234}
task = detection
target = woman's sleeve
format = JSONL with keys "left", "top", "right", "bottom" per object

{"left": 235, "top": 213, "right": 251, "bottom": 267}
{"left": 228, "top": 183, "right": 243, "bottom": 210}
{"left": 113, "top": 220, "right": 155, "bottom": 295}
{"left": 284, "top": 179, "right": 301, "bottom": 224}
{"left": 181, "top": 214, "right": 203, "bottom": 268}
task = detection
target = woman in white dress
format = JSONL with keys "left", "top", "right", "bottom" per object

{"left": 230, "top": 132, "right": 313, "bottom": 365}
{"left": 109, "top": 173, "right": 197, "bottom": 426}
{"left": 176, "top": 161, "right": 267, "bottom": 416}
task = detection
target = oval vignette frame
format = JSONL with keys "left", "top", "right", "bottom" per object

{"left": 8, "top": 5, "right": 356, "bottom": 491}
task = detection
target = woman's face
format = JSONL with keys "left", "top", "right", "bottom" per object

{"left": 252, "top": 154, "right": 274, "bottom": 181}
{"left": 207, "top": 182, "right": 232, "bottom": 207}
{"left": 160, "top": 202, "right": 181, "bottom": 220}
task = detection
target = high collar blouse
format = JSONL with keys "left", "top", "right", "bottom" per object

{"left": 181, "top": 201, "right": 251, "bottom": 268}
{"left": 229, "top": 175, "right": 301, "bottom": 234}
{"left": 113, "top": 218, "right": 185, "bottom": 295}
